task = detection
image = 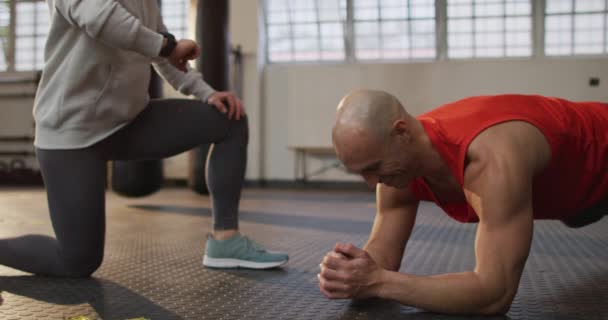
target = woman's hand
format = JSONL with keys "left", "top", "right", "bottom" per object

{"left": 207, "top": 91, "right": 245, "bottom": 120}
{"left": 168, "top": 39, "right": 200, "bottom": 72}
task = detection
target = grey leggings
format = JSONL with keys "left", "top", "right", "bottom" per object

{"left": 0, "top": 99, "right": 248, "bottom": 277}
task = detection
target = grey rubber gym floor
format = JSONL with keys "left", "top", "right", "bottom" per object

{"left": 0, "top": 188, "right": 605, "bottom": 320}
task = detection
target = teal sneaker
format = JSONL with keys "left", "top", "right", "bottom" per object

{"left": 203, "top": 233, "right": 289, "bottom": 269}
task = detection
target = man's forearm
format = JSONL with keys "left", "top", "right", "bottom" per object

{"left": 363, "top": 243, "right": 400, "bottom": 271}
{"left": 377, "top": 270, "right": 511, "bottom": 315}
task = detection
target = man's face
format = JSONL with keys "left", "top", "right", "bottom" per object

{"left": 336, "top": 133, "right": 418, "bottom": 189}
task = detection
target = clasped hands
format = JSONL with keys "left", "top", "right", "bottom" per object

{"left": 318, "top": 243, "right": 384, "bottom": 300}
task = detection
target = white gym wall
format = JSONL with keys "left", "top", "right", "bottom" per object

{"left": 228, "top": 0, "right": 608, "bottom": 183}
{"left": 1, "top": 0, "right": 606, "bottom": 185}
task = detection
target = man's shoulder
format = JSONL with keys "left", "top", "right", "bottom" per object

{"left": 466, "top": 121, "right": 551, "bottom": 178}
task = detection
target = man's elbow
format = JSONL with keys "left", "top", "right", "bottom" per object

{"left": 479, "top": 301, "right": 512, "bottom": 315}
{"left": 478, "top": 290, "right": 516, "bottom": 315}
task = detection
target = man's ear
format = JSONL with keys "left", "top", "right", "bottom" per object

{"left": 390, "top": 119, "right": 411, "bottom": 143}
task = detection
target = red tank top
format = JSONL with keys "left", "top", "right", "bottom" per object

{"left": 410, "top": 94, "right": 608, "bottom": 223}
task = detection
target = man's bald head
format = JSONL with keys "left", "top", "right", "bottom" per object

{"left": 333, "top": 89, "right": 408, "bottom": 151}
{"left": 332, "top": 90, "right": 426, "bottom": 188}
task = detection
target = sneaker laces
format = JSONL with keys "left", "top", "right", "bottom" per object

{"left": 243, "top": 236, "right": 266, "bottom": 252}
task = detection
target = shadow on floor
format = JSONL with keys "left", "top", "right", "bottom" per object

{"left": 130, "top": 204, "right": 473, "bottom": 246}
{"left": 532, "top": 270, "right": 608, "bottom": 320}
{"left": 130, "top": 204, "right": 608, "bottom": 255}
{"left": 131, "top": 204, "right": 375, "bottom": 235}
{"left": 329, "top": 298, "right": 511, "bottom": 320}
{"left": 0, "top": 275, "right": 182, "bottom": 320}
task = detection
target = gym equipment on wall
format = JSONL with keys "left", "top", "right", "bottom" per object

{"left": 190, "top": 0, "right": 231, "bottom": 195}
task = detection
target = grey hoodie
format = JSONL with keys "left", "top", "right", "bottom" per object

{"left": 34, "top": 0, "right": 216, "bottom": 149}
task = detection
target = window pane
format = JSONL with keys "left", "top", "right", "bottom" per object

{"left": 292, "top": 10, "right": 317, "bottom": 23}
{"left": 546, "top": 0, "right": 572, "bottom": 14}
{"left": 162, "top": 0, "right": 189, "bottom": 40}
{"left": 265, "top": 0, "right": 346, "bottom": 62}
{"left": 268, "top": 25, "right": 291, "bottom": 40}
{"left": 354, "top": 0, "right": 435, "bottom": 61}
{"left": 475, "top": 18, "right": 504, "bottom": 32}
{"left": 506, "top": 46, "right": 531, "bottom": 56}
{"left": 320, "top": 22, "right": 343, "bottom": 37}
{"left": 575, "top": 0, "right": 605, "bottom": 13}
{"left": 475, "top": 2, "right": 504, "bottom": 17}
{"left": 267, "top": 0, "right": 289, "bottom": 12}
{"left": 319, "top": 3, "right": 342, "bottom": 21}
{"left": 381, "top": 21, "right": 407, "bottom": 36}
{"left": 506, "top": 1, "right": 530, "bottom": 15}
{"left": 545, "top": 0, "right": 607, "bottom": 56}
{"left": 506, "top": 31, "right": 530, "bottom": 46}
{"left": 380, "top": 0, "right": 408, "bottom": 19}
{"left": 449, "top": 33, "right": 474, "bottom": 48}
{"left": 0, "top": 0, "right": 9, "bottom": 71}
{"left": 269, "top": 38, "right": 291, "bottom": 52}
{"left": 355, "top": 21, "right": 379, "bottom": 37}
{"left": 574, "top": 14, "right": 604, "bottom": 54}
{"left": 321, "top": 37, "right": 343, "bottom": 50}
{"left": 447, "top": 0, "right": 531, "bottom": 58}
{"left": 15, "top": 1, "right": 49, "bottom": 71}
{"left": 268, "top": 11, "right": 289, "bottom": 24}
{"left": 449, "top": 19, "right": 473, "bottom": 32}
{"left": 448, "top": 4, "right": 473, "bottom": 18}
{"left": 506, "top": 16, "right": 530, "bottom": 31}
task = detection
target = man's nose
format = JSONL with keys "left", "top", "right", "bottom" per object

{"left": 362, "top": 173, "right": 379, "bottom": 188}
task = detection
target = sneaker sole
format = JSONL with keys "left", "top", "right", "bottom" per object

{"left": 202, "top": 255, "right": 288, "bottom": 269}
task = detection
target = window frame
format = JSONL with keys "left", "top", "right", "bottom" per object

{"left": 263, "top": 0, "right": 351, "bottom": 63}
{"left": 544, "top": 0, "right": 608, "bottom": 57}
{"left": 263, "top": 0, "right": 608, "bottom": 65}
{"left": 14, "top": 0, "right": 48, "bottom": 71}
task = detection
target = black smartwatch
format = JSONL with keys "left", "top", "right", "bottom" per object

{"left": 159, "top": 32, "right": 177, "bottom": 57}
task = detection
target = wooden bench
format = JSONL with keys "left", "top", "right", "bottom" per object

{"left": 289, "top": 146, "right": 345, "bottom": 182}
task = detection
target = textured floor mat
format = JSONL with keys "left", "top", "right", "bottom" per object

{"left": 0, "top": 188, "right": 605, "bottom": 320}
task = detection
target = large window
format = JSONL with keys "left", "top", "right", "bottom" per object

{"left": 15, "top": 0, "right": 48, "bottom": 71}
{"left": 447, "top": 0, "right": 532, "bottom": 58}
{"left": 265, "top": 0, "right": 347, "bottom": 62}
{"left": 354, "top": 0, "right": 436, "bottom": 60}
{"left": 161, "top": 0, "right": 189, "bottom": 41}
{"left": 264, "top": 0, "right": 435, "bottom": 62}
{"left": 545, "top": 0, "right": 607, "bottom": 55}
{"left": 0, "top": 0, "right": 49, "bottom": 72}
{"left": 264, "top": 0, "right": 608, "bottom": 63}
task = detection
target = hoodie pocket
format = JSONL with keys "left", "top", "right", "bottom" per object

{"left": 56, "top": 61, "right": 113, "bottom": 127}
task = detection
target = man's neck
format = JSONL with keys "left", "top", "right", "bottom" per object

{"left": 419, "top": 131, "right": 453, "bottom": 185}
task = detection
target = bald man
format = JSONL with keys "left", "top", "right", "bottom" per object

{"left": 318, "top": 90, "right": 608, "bottom": 315}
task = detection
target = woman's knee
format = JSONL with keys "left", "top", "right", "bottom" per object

{"left": 229, "top": 116, "right": 249, "bottom": 146}
{"left": 61, "top": 250, "right": 103, "bottom": 278}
